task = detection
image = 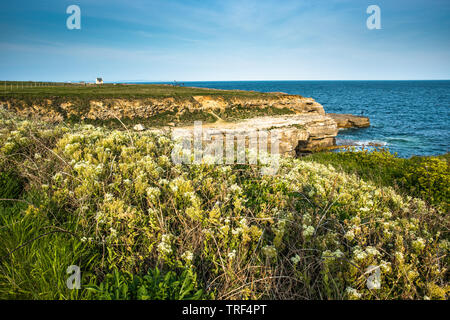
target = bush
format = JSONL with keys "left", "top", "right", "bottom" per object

{"left": 307, "top": 149, "right": 449, "bottom": 208}
{"left": 0, "top": 115, "right": 448, "bottom": 300}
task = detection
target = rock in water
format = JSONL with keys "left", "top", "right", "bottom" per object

{"left": 327, "top": 113, "right": 370, "bottom": 129}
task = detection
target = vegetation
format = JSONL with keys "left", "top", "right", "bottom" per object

{"left": 0, "top": 82, "right": 284, "bottom": 99}
{"left": 86, "top": 268, "right": 210, "bottom": 300}
{"left": 306, "top": 149, "right": 449, "bottom": 208}
{"left": 0, "top": 111, "right": 448, "bottom": 300}
{"left": 0, "top": 83, "right": 299, "bottom": 127}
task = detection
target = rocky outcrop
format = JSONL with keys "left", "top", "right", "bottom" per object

{"left": 1, "top": 94, "right": 369, "bottom": 155}
{"left": 327, "top": 113, "right": 370, "bottom": 129}
{"left": 168, "top": 114, "right": 338, "bottom": 156}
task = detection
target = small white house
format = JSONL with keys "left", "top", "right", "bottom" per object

{"left": 96, "top": 77, "right": 103, "bottom": 84}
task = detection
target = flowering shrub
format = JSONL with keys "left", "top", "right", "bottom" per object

{"left": 307, "top": 149, "right": 449, "bottom": 208}
{"left": 0, "top": 113, "right": 448, "bottom": 300}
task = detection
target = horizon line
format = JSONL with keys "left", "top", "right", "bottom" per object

{"left": 2, "top": 79, "right": 450, "bottom": 83}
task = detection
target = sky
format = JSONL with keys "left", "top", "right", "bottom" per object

{"left": 0, "top": 0, "right": 449, "bottom": 81}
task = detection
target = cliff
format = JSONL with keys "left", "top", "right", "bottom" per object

{"left": 0, "top": 94, "right": 324, "bottom": 123}
{"left": 0, "top": 91, "right": 368, "bottom": 155}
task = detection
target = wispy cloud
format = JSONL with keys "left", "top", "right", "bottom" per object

{"left": 0, "top": 0, "right": 449, "bottom": 81}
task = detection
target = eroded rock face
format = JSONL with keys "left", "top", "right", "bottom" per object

{"left": 1, "top": 95, "right": 368, "bottom": 155}
{"left": 170, "top": 114, "right": 339, "bottom": 156}
{"left": 1, "top": 94, "right": 325, "bottom": 122}
{"left": 327, "top": 113, "right": 370, "bottom": 129}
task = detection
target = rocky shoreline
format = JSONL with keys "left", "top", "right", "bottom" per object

{"left": 1, "top": 93, "right": 370, "bottom": 155}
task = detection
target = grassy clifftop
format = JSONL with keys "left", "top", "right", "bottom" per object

{"left": 0, "top": 83, "right": 286, "bottom": 99}
{"left": 0, "top": 83, "right": 322, "bottom": 127}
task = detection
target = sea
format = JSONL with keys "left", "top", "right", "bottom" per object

{"left": 142, "top": 80, "right": 450, "bottom": 158}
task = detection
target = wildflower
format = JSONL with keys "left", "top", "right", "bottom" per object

{"left": 394, "top": 251, "right": 404, "bottom": 263}
{"left": 262, "top": 245, "right": 277, "bottom": 259}
{"left": 53, "top": 172, "right": 63, "bottom": 183}
{"left": 412, "top": 238, "right": 426, "bottom": 253}
{"left": 365, "top": 246, "right": 380, "bottom": 257}
{"left": 109, "top": 227, "right": 117, "bottom": 239}
{"left": 346, "top": 287, "right": 362, "bottom": 299}
{"left": 353, "top": 247, "right": 368, "bottom": 261}
{"left": 181, "top": 251, "right": 194, "bottom": 264}
{"left": 146, "top": 187, "right": 161, "bottom": 203}
{"left": 291, "top": 254, "right": 301, "bottom": 265}
{"left": 344, "top": 229, "right": 355, "bottom": 241}
{"left": 383, "top": 211, "right": 392, "bottom": 219}
{"left": 157, "top": 234, "right": 173, "bottom": 256}
{"left": 302, "top": 225, "right": 315, "bottom": 238}
{"left": 232, "top": 227, "right": 243, "bottom": 235}
{"left": 229, "top": 184, "right": 242, "bottom": 194}
{"left": 228, "top": 250, "right": 236, "bottom": 260}
{"left": 333, "top": 249, "right": 345, "bottom": 258}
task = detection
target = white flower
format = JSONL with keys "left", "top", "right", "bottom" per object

{"left": 146, "top": 187, "right": 161, "bottom": 203}
{"left": 365, "top": 246, "right": 380, "bottom": 257}
{"left": 229, "top": 184, "right": 242, "bottom": 194}
{"left": 412, "top": 238, "right": 426, "bottom": 252}
{"left": 353, "top": 247, "right": 368, "bottom": 261}
{"left": 228, "top": 250, "right": 236, "bottom": 260}
{"left": 291, "top": 254, "right": 301, "bottom": 265}
{"left": 181, "top": 251, "right": 194, "bottom": 263}
{"left": 302, "top": 225, "right": 315, "bottom": 238}
{"left": 109, "top": 227, "right": 117, "bottom": 238}
{"left": 394, "top": 251, "right": 404, "bottom": 262}
{"left": 262, "top": 245, "right": 277, "bottom": 259}
{"left": 344, "top": 229, "right": 355, "bottom": 241}
{"left": 346, "top": 287, "right": 362, "bottom": 299}
{"left": 157, "top": 234, "right": 173, "bottom": 256}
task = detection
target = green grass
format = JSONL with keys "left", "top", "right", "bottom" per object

{"left": 0, "top": 82, "right": 285, "bottom": 99}
{"left": 0, "top": 172, "right": 98, "bottom": 299}
{"left": 0, "top": 82, "right": 299, "bottom": 127}
{"left": 218, "top": 104, "right": 295, "bottom": 121}
{"left": 86, "top": 268, "right": 211, "bottom": 300}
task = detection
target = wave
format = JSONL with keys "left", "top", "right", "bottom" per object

{"left": 336, "top": 138, "right": 388, "bottom": 147}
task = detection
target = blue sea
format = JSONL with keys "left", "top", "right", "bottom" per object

{"left": 147, "top": 81, "right": 450, "bottom": 158}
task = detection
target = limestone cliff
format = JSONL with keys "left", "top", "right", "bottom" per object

{"left": 0, "top": 94, "right": 368, "bottom": 155}
{"left": 169, "top": 114, "right": 339, "bottom": 157}
{"left": 0, "top": 94, "right": 324, "bottom": 123}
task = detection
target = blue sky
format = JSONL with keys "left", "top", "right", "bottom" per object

{"left": 1, "top": 0, "right": 449, "bottom": 81}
